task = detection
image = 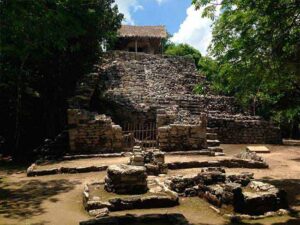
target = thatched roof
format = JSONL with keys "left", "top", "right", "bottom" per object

{"left": 118, "top": 25, "right": 167, "bottom": 39}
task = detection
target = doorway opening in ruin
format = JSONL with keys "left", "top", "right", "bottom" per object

{"left": 122, "top": 122, "right": 158, "bottom": 150}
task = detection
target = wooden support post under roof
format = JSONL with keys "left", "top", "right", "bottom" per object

{"left": 135, "top": 39, "right": 138, "bottom": 53}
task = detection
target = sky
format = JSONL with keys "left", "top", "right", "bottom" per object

{"left": 114, "top": 0, "right": 214, "bottom": 55}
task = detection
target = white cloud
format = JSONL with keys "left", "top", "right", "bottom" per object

{"left": 114, "top": 0, "right": 143, "bottom": 25}
{"left": 171, "top": 5, "right": 217, "bottom": 55}
{"left": 114, "top": 0, "right": 167, "bottom": 25}
{"left": 155, "top": 0, "right": 168, "bottom": 5}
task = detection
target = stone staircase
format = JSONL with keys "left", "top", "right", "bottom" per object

{"left": 206, "top": 127, "right": 224, "bottom": 155}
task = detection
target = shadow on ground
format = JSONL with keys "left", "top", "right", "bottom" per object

{"left": 291, "top": 157, "right": 300, "bottom": 162}
{"left": 0, "top": 159, "right": 28, "bottom": 174}
{"left": 260, "top": 178, "right": 300, "bottom": 210}
{"left": 223, "top": 218, "right": 300, "bottom": 225}
{"left": 0, "top": 178, "right": 80, "bottom": 219}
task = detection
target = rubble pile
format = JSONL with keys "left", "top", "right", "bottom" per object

{"left": 129, "top": 146, "right": 168, "bottom": 175}
{"left": 166, "top": 168, "right": 288, "bottom": 215}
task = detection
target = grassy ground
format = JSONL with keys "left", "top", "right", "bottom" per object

{"left": 0, "top": 144, "right": 299, "bottom": 225}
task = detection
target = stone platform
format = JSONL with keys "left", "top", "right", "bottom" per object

{"left": 246, "top": 146, "right": 270, "bottom": 153}
{"left": 83, "top": 179, "right": 179, "bottom": 214}
{"left": 105, "top": 164, "right": 148, "bottom": 194}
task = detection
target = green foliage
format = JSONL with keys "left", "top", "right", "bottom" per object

{"left": 193, "top": 84, "right": 205, "bottom": 95}
{"left": 162, "top": 32, "right": 173, "bottom": 50}
{"left": 198, "top": 56, "right": 218, "bottom": 81}
{"left": 0, "top": 0, "right": 123, "bottom": 160}
{"left": 193, "top": 0, "right": 300, "bottom": 137}
{"left": 164, "top": 43, "right": 202, "bottom": 68}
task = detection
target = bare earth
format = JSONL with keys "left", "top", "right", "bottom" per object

{"left": 0, "top": 144, "right": 299, "bottom": 225}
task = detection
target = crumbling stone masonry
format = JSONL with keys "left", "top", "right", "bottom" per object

{"left": 68, "top": 109, "right": 123, "bottom": 153}
{"left": 98, "top": 52, "right": 280, "bottom": 144}
{"left": 166, "top": 168, "right": 288, "bottom": 215}
{"left": 156, "top": 108, "right": 207, "bottom": 151}
{"left": 129, "top": 146, "right": 168, "bottom": 175}
{"left": 66, "top": 51, "right": 281, "bottom": 154}
{"left": 158, "top": 124, "right": 207, "bottom": 151}
{"left": 208, "top": 114, "right": 281, "bottom": 144}
{"left": 105, "top": 164, "right": 148, "bottom": 194}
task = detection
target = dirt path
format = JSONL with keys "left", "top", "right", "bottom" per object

{"left": 0, "top": 144, "right": 299, "bottom": 225}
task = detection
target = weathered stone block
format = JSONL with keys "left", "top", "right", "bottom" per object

{"left": 105, "top": 164, "right": 148, "bottom": 194}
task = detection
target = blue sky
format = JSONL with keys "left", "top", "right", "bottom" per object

{"left": 132, "top": 0, "right": 190, "bottom": 34}
{"left": 115, "top": 0, "right": 215, "bottom": 55}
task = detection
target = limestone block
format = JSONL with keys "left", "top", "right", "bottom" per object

{"left": 246, "top": 146, "right": 270, "bottom": 153}
{"left": 105, "top": 164, "right": 148, "bottom": 194}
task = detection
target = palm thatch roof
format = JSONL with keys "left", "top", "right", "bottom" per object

{"left": 118, "top": 25, "right": 167, "bottom": 39}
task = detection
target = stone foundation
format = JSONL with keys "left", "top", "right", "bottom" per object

{"left": 83, "top": 178, "right": 179, "bottom": 213}
{"left": 166, "top": 168, "right": 288, "bottom": 215}
{"left": 105, "top": 164, "right": 148, "bottom": 194}
{"left": 237, "top": 181, "right": 288, "bottom": 215}
{"left": 166, "top": 157, "right": 268, "bottom": 170}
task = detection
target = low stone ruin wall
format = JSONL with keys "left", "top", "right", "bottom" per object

{"left": 208, "top": 115, "right": 281, "bottom": 144}
{"left": 166, "top": 168, "right": 288, "bottom": 216}
{"left": 83, "top": 178, "right": 179, "bottom": 214}
{"left": 158, "top": 124, "right": 207, "bottom": 151}
{"left": 68, "top": 109, "right": 124, "bottom": 153}
{"left": 239, "top": 181, "right": 288, "bottom": 215}
{"left": 27, "top": 163, "right": 108, "bottom": 177}
{"left": 166, "top": 158, "right": 268, "bottom": 170}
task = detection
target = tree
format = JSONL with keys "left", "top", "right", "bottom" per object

{"left": 164, "top": 43, "right": 202, "bottom": 68}
{"left": 0, "top": 0, "right": 123, "bottom": 161}
{"left": 193, "top": 0, "right": 300, "bottom": 138}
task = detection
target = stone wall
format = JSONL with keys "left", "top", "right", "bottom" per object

{"left": 95, "top": 51, "right": 239, "bottom": 117}
{"left": 94, "top": 51, "right": 281, "bottom": 144}
{"left": 158, "top": 124, "right": 207, "bottom": 151}
{"left": 68, "top": 71, "right": 100, "bottom": 110}
{"left": 156, "top": 108, "right": 178, "bottom": 128}
{"left": 208, "top": 114, "right": 281, "bottom": 144}
{"left": 68, "top": 109, "right": 124, "bottom": 153}
{"left": 156, "top": 108, "right": 207, "bottom": 151}
{"left": 66, "top": 50, "right": 282, "bottom": 153}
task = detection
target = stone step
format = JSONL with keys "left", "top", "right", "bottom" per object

{"left": 208, "top": 146, "right": 224, "bottom": 153}
{"left": 206, "top": 133, "right": 218, "bottom": 139}
{"left": 141, "top": 140, "right": 157, "bottom": 148}
{"left": 207, "top": 139, "right": 221, "bottom": 147}
{"left": 214, "top": 152, "right": 226, "bottom": 156}
{"left": 283, "top": 139, "right": 300, "bottom": 146}
{"left": 208, "top": 110, "right": 221, "bottom": 114}
{"left": 207, "top": 127, "right": 218, "bottom": 133}
{"left": 165, "top": 150, "right": 212, "bottom": 156}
